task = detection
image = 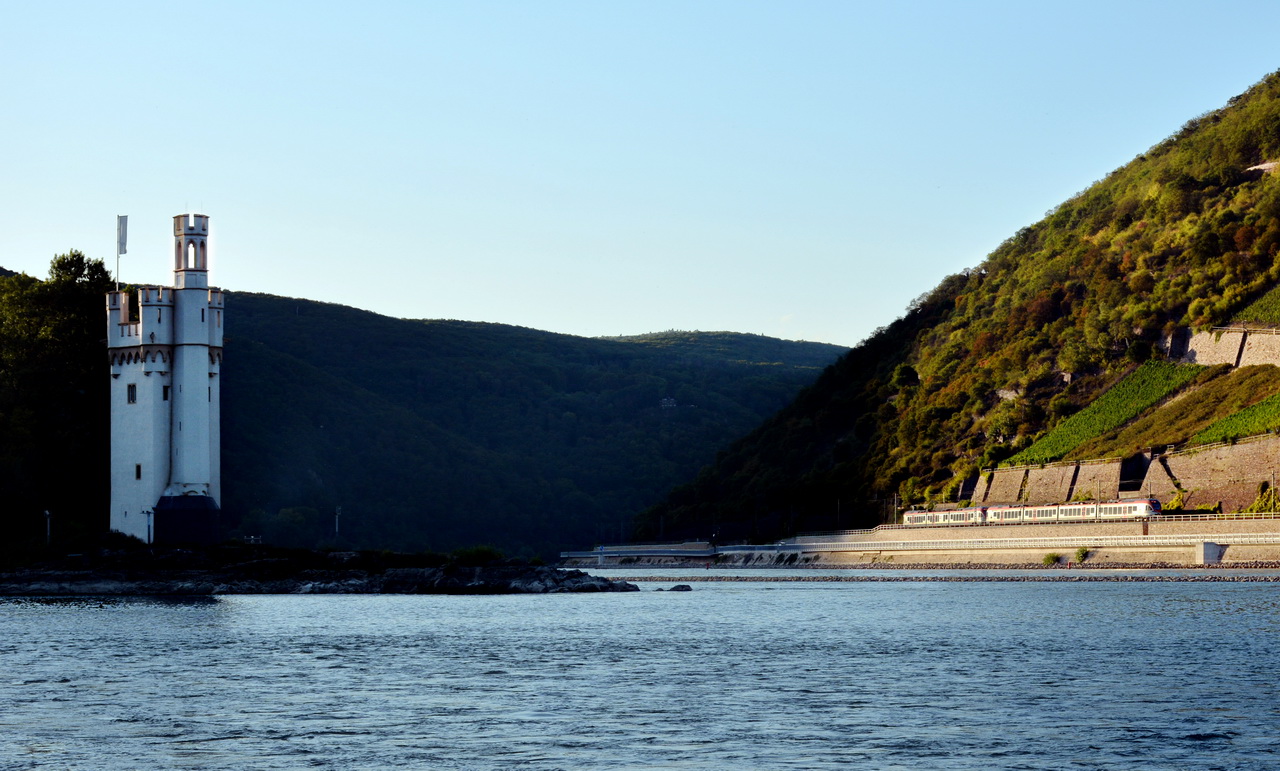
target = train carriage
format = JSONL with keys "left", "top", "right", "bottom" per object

{"left": 903, "top": 498, "right": 1161, "bottom": 528}
{"left": 902, "top": 506, "right": 986, "bottom": 527}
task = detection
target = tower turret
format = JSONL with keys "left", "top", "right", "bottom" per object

{"left": 173, "top": 213, "right": 209, "bottom": 289}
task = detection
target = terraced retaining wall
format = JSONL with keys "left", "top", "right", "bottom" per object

{"left": 1139, "top": 434, "right": 1280, "bottom": 512}
{"left": 1024, "top": 465, "right": 1075, "bottom": 504}
{"left": 1239, "top": 330, "right": 1280, "bottom": 366}
{"left": 982, "top": 460, "right": 1123, "bottom": 505}
{"left": 983, "top": 468, "right": 1026, "bottom": 503}
{"left": 1183, "top": 330, "right": 1246, "bottom": 366}
{"left": 1071, "top": 461, "right": 1123, "bottom": 501}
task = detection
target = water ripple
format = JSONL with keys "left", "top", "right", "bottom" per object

{"left": 1, "top": 583, "right": 1279, "bottom": 768}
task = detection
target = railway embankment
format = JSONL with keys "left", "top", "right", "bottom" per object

{"left": 617, "top": 570, "right": 1280, "bottom": 582}
{"left": 563, "top": 516, "right": 1280, "bottom": 568}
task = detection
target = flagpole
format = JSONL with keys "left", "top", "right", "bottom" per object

{"left": 115, "top": 215, "right": 127, "bottom": 292}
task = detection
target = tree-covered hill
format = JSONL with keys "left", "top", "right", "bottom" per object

{"left": 636, "top": 70, "right": 1280, "bottom": 543}
{"left": 224, "top": 295, "right": 845, "bottom": 555}
{"left": 0, "top": 267, "right": 843, "bottom": 556}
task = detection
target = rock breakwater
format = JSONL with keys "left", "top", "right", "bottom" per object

{"left": 0, "top": 547, "right": 638, "bottom": 596}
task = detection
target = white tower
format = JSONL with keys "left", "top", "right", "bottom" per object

{"left": 106, "top": 214, "right": 223, "bottom": 543}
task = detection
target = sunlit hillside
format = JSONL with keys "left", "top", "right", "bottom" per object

{"left": 638, "top": 70, "right": 1280, "bottom": 542}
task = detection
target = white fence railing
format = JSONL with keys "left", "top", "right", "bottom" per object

{"left": 787, "top": 511, "right": 1280, "bottom": 541}
{"left": 563, "top": 533, "right": 1280, "bottom": 559}
{"left": 728, "top": 534, "right": 1280, "bottom": 554}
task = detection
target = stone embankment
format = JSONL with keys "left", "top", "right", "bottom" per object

{"left": 619, "top": 561, "right": 1280, "bottom": 581}
{"left": 627, "top": 573, "right": 1280, "bottom": 582}
{"left": 567, "top": 516, "right": 1280, "bottom": 567}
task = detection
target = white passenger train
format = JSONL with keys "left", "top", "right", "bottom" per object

{"left": 902, "top": 499, "right": 1162, "bottom": 527}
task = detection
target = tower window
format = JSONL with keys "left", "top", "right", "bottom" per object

{"left": 201, "top": 308, "right": 206, "bottom": 322}
{"left": 135, "top": 464, "right": 142, "bottom": 480}
{"left": 208, "top": 386, "right": 212, "bottom": 402}
{"left": 127, "top": 383, "right": 137, "bottom": 403}
{"left": 163, "top": 385, "right": 171, "bottom": 401}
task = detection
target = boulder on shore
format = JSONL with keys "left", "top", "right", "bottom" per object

{"left": 380, "top": 565, "right": 638, "bottom": 594}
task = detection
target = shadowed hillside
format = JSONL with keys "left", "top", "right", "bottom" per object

{"left": 0, "top": 266, "right": 843, "bottom": 557}
{"left": 220, "top": 294, "right": 845, "bottom": 555}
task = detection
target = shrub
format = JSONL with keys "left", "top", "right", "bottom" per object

{"left": 1245, "top": 482, "right": 1280, "bottom": 513}
{"left": 1043, "top": 553, "right": 1062, "bottom": 566}
{"left": 1075, "top": 546, "right": 1089, "bottom": 564}
{"left": 451, "top": 544, "right": 505, "bottom": 566}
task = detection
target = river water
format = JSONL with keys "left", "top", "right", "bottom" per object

{"left": 4, "top": 573, "right": 1280, "bottom": 769}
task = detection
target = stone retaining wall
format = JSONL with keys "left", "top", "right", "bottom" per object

{"left": 1024, "top": 465, "right": 1075, "bottom": 504}
{"left": 1139, "top": 435, "right": 1280, "bottom": 512}
{"left": 809, "top": 518, "right": 1280, "bottom": 565}
{"left": 984, "top": 468, "right": 1025, "bottom": 503}
{"left": 985, "top": 460, "right": 1123, "bottom": 505}
{"left": 1183, "top": 330, "right": 1245, "bottom": 366}
{"left": 1072, "top": 461, "right": 1122, "bottom": 501}
{"left": 1141, "top": 459, "right": 1180, "bottom": 500}
{"left": 1239, "top": 332, "right": 1280, "bottom": 366}
{"left": 1150, "top": 518, "right": 1280, "bottom": 536}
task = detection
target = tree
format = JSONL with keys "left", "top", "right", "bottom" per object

{"left": 0, "top": 252, "right": 113, "bottom": 543}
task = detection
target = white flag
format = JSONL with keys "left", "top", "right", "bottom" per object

{"left": 117, "top": 215, "right": 127, "bottom": 255}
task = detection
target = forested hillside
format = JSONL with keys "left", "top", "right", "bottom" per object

{"left": 0, "top": 268, "right": 841, "bottom": 556}
{"left": 222, "top": 294, "right": 842, "bottom": 555}
{"left": 637, "top": 70, "right": 1280, "bottom": 542}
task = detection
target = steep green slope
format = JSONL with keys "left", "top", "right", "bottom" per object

{"left": 1064, "top": 364, "right": 1280, "bottom": 458}
{"left": 637, "top": 70, "right": 1280, "bottom": 541}
{"left": 1236, "top": 283, "right": 1280, "bottom": 324}
{"left": 1194, "top": 389, "right": 1280, "bottom": 443}
{"left": 1004, "top": 362, "right": 1204, "bottom": 465}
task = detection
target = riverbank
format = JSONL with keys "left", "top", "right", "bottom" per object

{"left": 564, "top": 517, "right": 1280, "bottom": 567}
{"left": 583, "top": 555, "right": 1280, "bottom": 566}
{"left": 612, "top": 572, "right": 1280, "bottom": 582}
{"left": 0, "top": 544, "right": 638, "bottom": 595}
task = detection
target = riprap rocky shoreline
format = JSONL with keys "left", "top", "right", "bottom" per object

{"left": 0, "top": 547, "right": 638, "bottom": 596}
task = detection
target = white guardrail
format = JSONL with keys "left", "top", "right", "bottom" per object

{"left": 745, "top": 534, "right": 1280, "bottom": 554}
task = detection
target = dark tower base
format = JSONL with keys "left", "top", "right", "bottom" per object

{"left": 153, "top": 495, "right": 221, "bottom": 545}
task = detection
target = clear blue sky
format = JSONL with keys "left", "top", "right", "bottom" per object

{"left": 3, "top": 1, "right": 1279, "bottom": 346}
